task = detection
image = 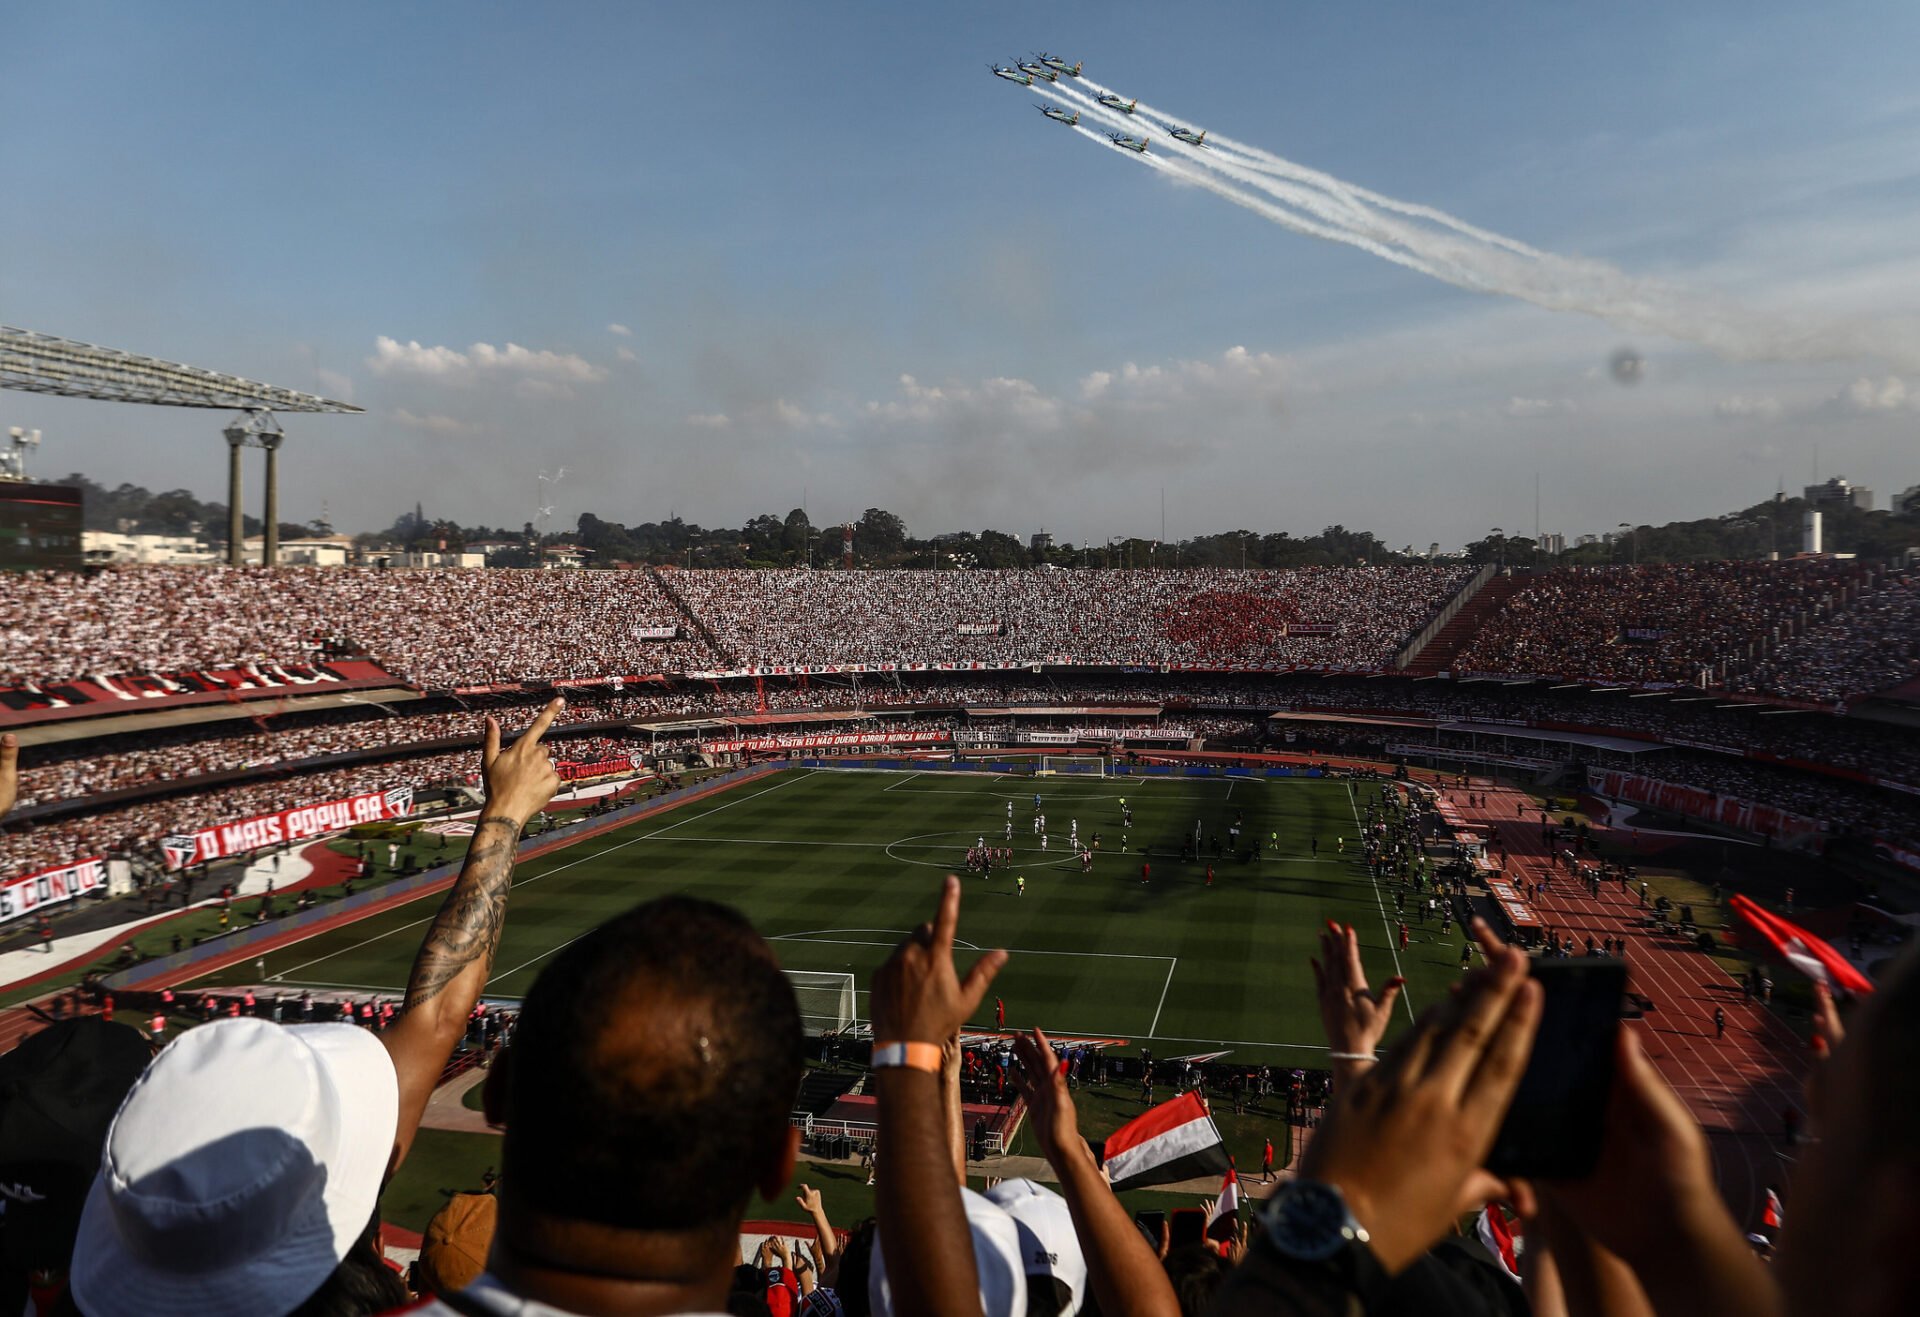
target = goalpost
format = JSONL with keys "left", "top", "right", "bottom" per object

{"left": 786, "top": 970, "right": 858, "bottom": 1035}
{"left": 1039, "top": 754, "right": 1108, "bottom": 778}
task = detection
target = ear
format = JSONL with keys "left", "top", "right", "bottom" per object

{"left": 761, "top": 1125, "right": 802, "bottom": 1202}
{"left": 482, "top": 1046, "right": 512, "bottom": 1128}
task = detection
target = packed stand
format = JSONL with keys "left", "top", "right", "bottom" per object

{"left": 1454, "top": 560, "right": 1871, "bottom": 687}
{"left": 1734, "top": 571, "right": 1920, "bottom": 704}
{"left": 660, "top": 565, "right": 1473, "bottom": 670}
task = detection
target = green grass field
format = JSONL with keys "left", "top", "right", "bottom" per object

{"left": 189, "top": 767, "right": 1466, "bottom": 1061}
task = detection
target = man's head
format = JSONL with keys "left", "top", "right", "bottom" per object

{"left": 490, "top": 895, "right": 804, "bottom": 1243}
{"left": 1780, "top": 944, "right": 1920, "bottom": 1317}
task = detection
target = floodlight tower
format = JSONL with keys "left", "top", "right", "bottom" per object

{"left": 222, "top": 410, "right": 284, "bottom": 567}
{"left": 2, "top": 427, "right": 40, "bottom": 480}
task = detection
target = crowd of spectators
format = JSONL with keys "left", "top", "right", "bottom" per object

{"left": 673, "top": 565, "right": 1470, "bottom": 670}
{"left": 1735, "top": 571, "right": 1920, "bottom": 705}
{"left": 1454, "top": 560, "right": 1874, "bottom": 687}
{"left": 2, "top": 703, "right": 1907, "bottom": 1316}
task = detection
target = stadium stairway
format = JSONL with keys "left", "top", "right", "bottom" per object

{"left": 1399, "top": 572, "right": 1523, "bottom": 677}
{"left": 646, "top": 567, "right": 738, "bottom": 666}
{"left": 793, "top": 1066, "right": 863, "bottom": 1116}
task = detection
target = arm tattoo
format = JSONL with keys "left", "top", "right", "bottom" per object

{"left": 404, "top": 817, "right": 520, "bottom": 1009}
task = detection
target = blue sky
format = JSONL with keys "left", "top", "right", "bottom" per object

{"left": 5, "top": 1, "right": 1919, "bottom": 547}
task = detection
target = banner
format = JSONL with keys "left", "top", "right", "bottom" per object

{"left": 0, "top": 857, "right": 107, "bottom": 924}
{"left": 1588, "top": 770, "right": 1823, "bottom": 845}
{"left": 631, "top": 625, "right": 680, "bottom": 640}
{"left": 955, "top": 622, "right": 1003, "bottom": 636}
{"left": 556, "top": 753, "right": 646, "bottom": 782}
{"left": 162, "top": 787, "right": 416, "bottom": 869}
{"left": 702, "top": 730, "right": 952, "bottom": 754}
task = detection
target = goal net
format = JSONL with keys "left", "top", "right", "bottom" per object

{"left": 1041, "top": 754, "right": 1107, "bottom": 777}
{"left": 786, "top": 970, "right": 858, "bottom": 1035}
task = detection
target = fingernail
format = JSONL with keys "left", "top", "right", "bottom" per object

{"left": 1389, "top": 976, "right": 1405, "bottom": 986}
{"left": 1811, "top": 1036, "right": 1828, "bottom": 1056}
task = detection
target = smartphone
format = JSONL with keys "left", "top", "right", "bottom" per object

{"left": 1486, "top": 957, "right": 1626, "bottom": 1179}
{"left": 1133, "top": 1209, "right": 1166, "bottom": 1248}
{"left": 1169, "top": 1207, "right": 1209, "bottom": 1250}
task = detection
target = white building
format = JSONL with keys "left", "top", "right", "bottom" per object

{"left": 82, "top": 531, "right": 215, "bottom": 565}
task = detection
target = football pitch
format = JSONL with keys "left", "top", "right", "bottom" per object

{"left": 191, "top": 768, "right": 1469, "bottom": 1061}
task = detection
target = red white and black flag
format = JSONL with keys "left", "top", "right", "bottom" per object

{"left": 1206, "top": 1163, "right": 1242, "bottom": 1245}
{"left": 1476, "top": 1205, "right": 1524, "bottom": 1282}
{"left": 1761, "top": 1187, "right": 1784, "bottom": 1231}
{"left": 1098, "top": 1092, "right": 1231, "bottom": 1191}
{"left": 1730, "top": 895, "right": 1874, "bottom": 996}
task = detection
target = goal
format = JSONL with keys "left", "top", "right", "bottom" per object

{"left": 786, "top": 970, "right": 858, "bottom": 1035}
{"left": 1040, "top": 754, "right": 1107, "bottom": 778}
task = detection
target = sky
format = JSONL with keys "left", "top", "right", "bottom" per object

{"left": 4, "top": 1, "right": 1919, "bottom": 551}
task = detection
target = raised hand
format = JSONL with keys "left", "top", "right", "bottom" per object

{"left": 1011, "top": 1027, "right": 1079, "bottom": 1165}
{"left": 481, "top": 697, "right": 565, "bottom": 826}
{"left": 1310, "top": 920, "right": 1405, "bottom": 1060}
{"left": 870, "top": 875, "right": 1007, "bottom": 1046}
{"left": 1297, "top": 941, "right": 1542, "bottom": 1274}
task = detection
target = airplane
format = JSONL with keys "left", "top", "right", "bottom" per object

{"left": 1108, "top": 132, "right": 1149, "bottom": 153}
{"left": 1168, "top": 126, "right": 1208, "bottom": 147}
{"left": 1036, "top": 53, "right": 1083, "bottom": 76}
{"left": 1095, "top": 92, "right": 1138, "bottom": 114}
{"left": 1015, "top": 58, "right": 1059, "bottom": 81}
{"left": 1038, "top": 105, "right": 1080, "bottom": 126}
{"left": 990, "top": 63, "right": 1034, "bottom": 85}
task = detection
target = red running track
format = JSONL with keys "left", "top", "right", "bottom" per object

{"left": 1446, "top": 779, "right": 1803, "bottom": 1228}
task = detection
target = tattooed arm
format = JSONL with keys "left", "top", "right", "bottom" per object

{"left": 381, "top": 698, "right": 563, "bottom": 1173}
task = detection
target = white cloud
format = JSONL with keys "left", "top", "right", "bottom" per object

{"left": 314, "top": 368, "right": 355, "bottom": 403}
{"left": 1503, "top": 396, "right": 1576, "bottom": 418}
{"left": 1714, "top": 395, "right": 1782, "bottom": 420}
{"left": 606, "top": 323, "right": 633, "bottom": 337}
{"left": 687, "top": 412, "right": 731, "bottom": 429}
{"left": 366, "top": 336, "right": 607, "bottom": 386}
{"left": 615, "top": 346, "right": 639, "bottom": 363}
{"left": 1840, "top": 375, "right": 1912, "bottom": 412}
{"left": 392, "top": 409, "right": 470, "bottom": 434}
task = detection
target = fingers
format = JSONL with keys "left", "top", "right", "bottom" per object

{"left": 1341, "top": 923, "right": 1367, "bottom": 985}
{"left": 483, "top": 716, "right": 502, "bottom": 766}
{"left": 1429, "top": 947, "right": 1532, "bottom": 1099}
{"left": 930, "top": 875, "right": 961, "bottom": 959}
{"left": 958, "top": 947, "right": 1009, "bottom": 1017}
{"left": 1461, "top": 976, "right": 1542, "bottom": 1127}
{"left": 1376, "top": 976, "right": 1405, "bottom": 1017}
{"left": 1309, "top": 956, "right": 1326, "bottom": 993}
{"left": 1811, "top": 981, "right": 1845, "bottom": 1051}
{"left": 520, "top": 696, "right": 566, "bottom": 745}
{"left": 1471, "top": 915, "right": 1509, "bottom": 957}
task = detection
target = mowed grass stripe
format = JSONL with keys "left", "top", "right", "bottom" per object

{"left": 196, "top": 770, "right": 1461, "bottom": 1061}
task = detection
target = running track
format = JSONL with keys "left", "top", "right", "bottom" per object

{"left": 1448, "top": 779, "right": 1804, "bottom": 1228}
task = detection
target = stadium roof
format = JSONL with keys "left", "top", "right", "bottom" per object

{"left": 0, "top": 325, "right": 361, "bottom": 413}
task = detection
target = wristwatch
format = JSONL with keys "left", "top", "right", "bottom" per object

{"left": 1262, "top": 1179, "right": 1391, "bottom": 1303}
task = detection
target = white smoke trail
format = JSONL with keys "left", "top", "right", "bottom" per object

{"left": 1030, "top": 73, "right": 1920, "bottom": 369}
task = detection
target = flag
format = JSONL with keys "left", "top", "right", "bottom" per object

{"left": 1206, "top": 1164, "right": 1241, "bottom": 1245}
{"left": 1761, "top": 1187, "right": 1784, "bottom": 1231}
{"left": 1098, "top": 1092, "right": 1230, "bottom": 1191}
{"left": 1476, "top": 1205, "right": 1523, "bottom": 1283}
{"left": 1730, "top": 895, "right": 1874, "bottom": 995}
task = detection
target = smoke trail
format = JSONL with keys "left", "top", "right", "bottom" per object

{"left": 1028, "top": 73, "right": 1920, "bottom": 369}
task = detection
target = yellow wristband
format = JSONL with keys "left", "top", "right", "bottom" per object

{"left": 871, "top": 1041, "right": 943, "bottom": 1073}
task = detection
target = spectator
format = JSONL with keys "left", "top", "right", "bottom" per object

{"left": 66, "top": 698, "right": 563, "bottom": 1316}
{"left": 411, "top": 892, "right": 806, "bottom": 1316}
{"left": 411, "top": 1189, "right": 499, "bottom": 1299}
{"left": 0, "top": 1018, "right": 152, "bottom": 1316}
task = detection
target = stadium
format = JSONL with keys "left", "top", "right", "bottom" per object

{"left": 4, "top": 9, "right": 1918, "bottom": 1317}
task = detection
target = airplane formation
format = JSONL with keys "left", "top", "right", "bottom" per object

{"left": 990, "top": 56, "right": 1203, "bottom": 156}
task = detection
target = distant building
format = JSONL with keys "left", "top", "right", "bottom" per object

{"left": 1539, "top": 532, "right": 1566, "bottom": 554}
{"left": 1804, "top": 476, "right": 1873, "bottom": 512}
{"left": 1897, "top": 484, "right": 1920, "bottom": 516}
{"left": 82, "top": 530, "right": 211, "bottom": 566}
{"left": 1574, "top": 533, "right": 1600, "bottom": 548}
{"left": 1030, "top": 531, "right": 1054, "bottom": 555}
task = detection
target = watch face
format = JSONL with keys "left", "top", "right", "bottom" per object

{"left": 1268, "top": 1181, "right": 1350, "bottom": 1262}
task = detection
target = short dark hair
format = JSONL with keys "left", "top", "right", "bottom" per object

{"left": 501, "top": 895, "right": 804, "bottom": 1229}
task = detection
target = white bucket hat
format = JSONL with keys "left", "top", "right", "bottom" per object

{"left": 70, "top": 1017, "right": 399, "bottom": 1317}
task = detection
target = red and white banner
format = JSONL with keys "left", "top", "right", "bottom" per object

{"left": 0, "top": 857, "right": 107, "bottom": 924}
{"left": 702, "top": 730, "right": 952, "bottom": 754}
{"left": 555, "top": 753, "right": 645, "bottom": 782}
{"left": 162, "top": 787, "right": 416, "bottom": 869}
{"left": 1589, "top": 770, "right": 1824, "bottom": 845}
